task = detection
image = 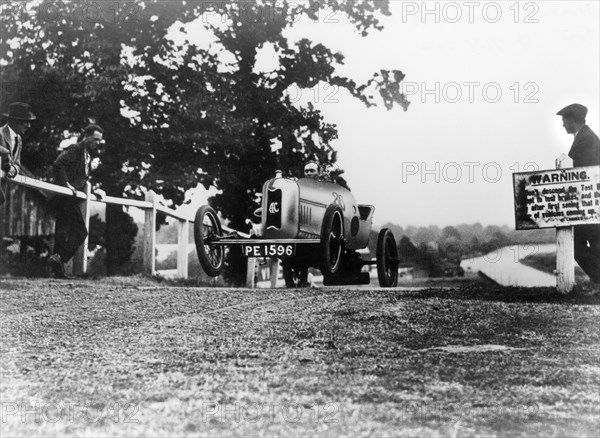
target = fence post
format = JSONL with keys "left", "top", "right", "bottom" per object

{"left": 143, "top": 190, "right": 156, "bottom": 276}
{"left": 555, "top": 154, "right": 575, "bottom": 294}
{"left": 269, "top": 259, "right": 279, "bottom": 288}
{"left": 176, "top": 212, "right": 189, "bottom": 279}
{"left": 246, "top": 257, "right": 256, "bottom": 288}
{"left": 73, "top": 182, "right": 91, "bottom": 275}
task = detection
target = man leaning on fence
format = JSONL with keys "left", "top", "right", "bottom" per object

{"left": 47, "top": 124, "right": 104, "bottom": 278}
{"left": 557, "top": 103, "right": 600, "bottom": 287}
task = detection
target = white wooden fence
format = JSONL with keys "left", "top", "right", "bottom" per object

{"left": 0, "top": 164, "right": 192, "bottom": 278}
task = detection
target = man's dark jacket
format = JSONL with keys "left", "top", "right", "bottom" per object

{"left": 569, "top": 125, "right": 600, "bottom": 167}
{"left": 0, "top": 124, "right": 22, "bottom": 174}
{"left": 52, "top": 141, "right": 89, "bottom": 190}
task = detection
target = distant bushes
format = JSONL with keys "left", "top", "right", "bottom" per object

{"left": 390, "top": 223, "right": 555, "bottom": 277}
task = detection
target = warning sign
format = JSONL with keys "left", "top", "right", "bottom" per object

{"left": 513, "top": 166, "right": 600, "bottom": 230}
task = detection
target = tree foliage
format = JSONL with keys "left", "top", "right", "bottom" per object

{"left": 1, "top": 0, "right": 409, "bottom": 281}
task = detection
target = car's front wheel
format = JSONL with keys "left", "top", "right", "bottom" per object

{"left": 193, "top": 205, "right": 224, "bottom": 277}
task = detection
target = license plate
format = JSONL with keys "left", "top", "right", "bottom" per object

{"left": 242, "top": 243, "right": 295, "bottom": 257}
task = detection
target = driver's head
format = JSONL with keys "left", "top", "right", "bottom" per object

{"left": 304, "top": 161, "right": 319, "bottom": 179}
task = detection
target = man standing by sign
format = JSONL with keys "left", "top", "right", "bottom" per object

{"left": 557, "top": 103, "right": 600, "bottom": 285}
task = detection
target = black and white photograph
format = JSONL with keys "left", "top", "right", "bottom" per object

{"left": 1, "top": 1, "right": 599, "bottom": 436}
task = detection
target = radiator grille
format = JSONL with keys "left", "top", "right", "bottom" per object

{"left": 299, "top": 204, "right": 312, "bottom": 225}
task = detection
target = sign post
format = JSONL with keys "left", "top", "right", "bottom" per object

{"left": 73, "top": 182, "right": 92, "bottom": 275}
{"left": 555, "top": 155, "right": 575, "bottom": 293}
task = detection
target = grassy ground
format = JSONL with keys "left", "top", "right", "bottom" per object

{"left": 1, "top": 276, "right": 599, "bottom": 437}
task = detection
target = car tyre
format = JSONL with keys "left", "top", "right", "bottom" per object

{"left": 194, "top": 205, "right": 224, "bottom": 277}
{"left": 320, "top": 205, "right": 344, "bottom": 277}
{"left": 376, "top": 228, "right": 399, "bottom": 287}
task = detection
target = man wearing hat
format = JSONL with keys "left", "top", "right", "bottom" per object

{"left": 1, "top": 102, "right": 36, "bottom": 178}
{"left": 557, "top": 103, "right": 600, "bottom": 285}
{"left": 1, "top": 102, "right": 36, "bottom": 206}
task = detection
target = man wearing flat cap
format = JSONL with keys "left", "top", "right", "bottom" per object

{"left": 557, "top": 103, "right": 600, "bottom": 285}
{"left": 1, "top": 102, "right": 36, "bottom": 178}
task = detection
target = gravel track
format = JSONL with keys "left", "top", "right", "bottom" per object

{"left": 1, "top": 276, "right": 598, "bottom": 437}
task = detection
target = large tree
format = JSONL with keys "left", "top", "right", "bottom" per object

{"left": 1, "top": 1, "right": 409, "bottom": 282}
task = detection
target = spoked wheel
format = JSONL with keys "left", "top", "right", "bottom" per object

{"left": 320, "top": 205, "right": 344, "bottom": 277}
{"left": 376, "top": 228, "right": 399, "bottom": 287}
{"left": 194, "top": 205, "right": 224, "bottom": 277}
{"left": 282, "top": 265, "right": 309, "bottom": 288}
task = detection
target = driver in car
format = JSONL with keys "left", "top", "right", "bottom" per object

{"left": 304, "top": 161, "right": 319, "bottom": 179}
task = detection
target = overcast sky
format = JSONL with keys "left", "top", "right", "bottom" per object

{"left": 176, "top": 1, "right": 600, "bottom": 229}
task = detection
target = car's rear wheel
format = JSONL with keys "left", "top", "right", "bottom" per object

{"left": 320, "top": 205, "right": 344, "bottom": 277}
{"left": 376, "top": 228, "right": 399, "bottom": 287}
{"left": 283, "top": 264, "right": 309, "bottom": 288}
{"left": 194, "top": 205, "right": 224, "bottom": 277}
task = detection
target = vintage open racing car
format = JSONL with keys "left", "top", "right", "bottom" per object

{"left": 193, "top": 171, "right": 399, "bottom": 287}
